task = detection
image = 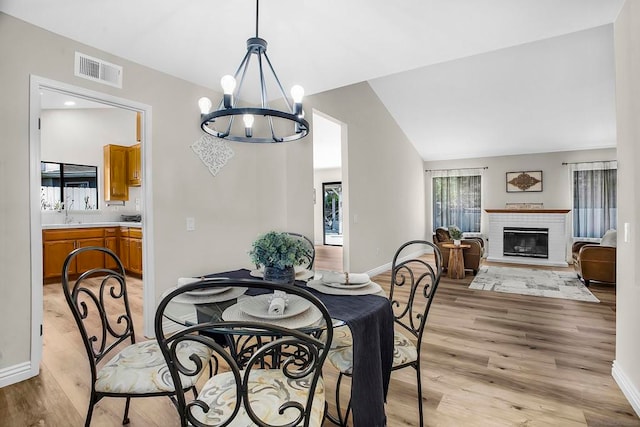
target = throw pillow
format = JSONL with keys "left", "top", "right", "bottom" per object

{"left": 435, "top": 228, "right": 450, "bottom": 243}
{"left": 600, "top": 229, "right": 617, "bottom": 247}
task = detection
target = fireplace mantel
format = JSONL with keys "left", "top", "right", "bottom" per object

{"left": 486, "top": 210, "right": 570, "bottom": 267}
{"left": 485, "top": 209, "right": 571, "bottom": 214}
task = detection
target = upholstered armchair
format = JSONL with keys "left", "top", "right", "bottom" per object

{"left": 433, "top": 227, "right": 485, "bottom": 275}
{"left": 573, "top": 229, "right": 617, "bottom": 286}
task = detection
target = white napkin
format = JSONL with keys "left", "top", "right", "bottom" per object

{"left": 322, "top": 271, "right": 370, "bottom": 285}
{"left": 268, "top": 290, "right": 288, "bottom": 315}
{"left": 177, "top": 277, "right": 201, "bottom": 287}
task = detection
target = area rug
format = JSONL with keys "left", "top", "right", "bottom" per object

{"left": 469, "top": 266, "right": 599, "bottom": 303}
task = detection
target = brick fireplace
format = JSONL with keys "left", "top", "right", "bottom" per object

{"left": 486, "top": 209, "right": 571, "bottom": 267}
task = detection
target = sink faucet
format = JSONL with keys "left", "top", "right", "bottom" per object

{"left": 64, "top": 197, "right": 75, "bottom": 224}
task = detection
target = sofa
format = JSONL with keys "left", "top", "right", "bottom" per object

{"left": 433, "top": 227, "right": 485, "bottom": 275}
{"left": 572, "top": 229, "right": 616, "bottom": 286}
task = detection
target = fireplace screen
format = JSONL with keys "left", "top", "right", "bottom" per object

{"left": 503, "top": 227, "right": 549, "bottom": 259}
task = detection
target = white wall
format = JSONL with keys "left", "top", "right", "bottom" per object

{"left": 305, "top": 82, "right": 427, "bottom": 273}
{"left": 423, "top": 147, "right": 617, "bottom": 236}
{"left": 613, "top": 0, "right": 640, "bottom": 416}
{"left": 41, "top": 108, "right": 137, "bottom": 163}
{"left": 313, "top": 168, "right": 342, "bottom": 244}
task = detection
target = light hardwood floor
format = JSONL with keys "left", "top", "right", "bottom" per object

{"left": 314, "top": 245, "right": 343, "bottom": 272}
{"left": 1, "top": 249, "right": 638, "bottom": 426}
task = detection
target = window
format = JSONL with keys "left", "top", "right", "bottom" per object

{"left": 323, "top": 182, "right": 343, "bottom": 246}
{"left": 432, "top": 169, "right": 482, "bottom": 232}
{"left": 571, "top": 161, "right": 617, "bottom": 238}
{"left": 41, "top": 161, "right": 98, "bottom": 210}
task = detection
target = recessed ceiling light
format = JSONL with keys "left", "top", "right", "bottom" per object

{"left": 64, "top": 101, "right": 76, "bottom": 106}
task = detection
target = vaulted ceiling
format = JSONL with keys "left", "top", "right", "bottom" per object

{"left": 1, "top": 0, "right": 625, "bottom": 160}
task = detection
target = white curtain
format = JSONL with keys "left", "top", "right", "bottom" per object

{"left": 569, "top": 161, "right": 617, "bottom": 238}
{"left": 430, "top": 168, "right": 484, "bottom": 233}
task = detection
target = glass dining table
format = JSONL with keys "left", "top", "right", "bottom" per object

{"left": 161, "top": 268, "right": 394, "bottom": 427}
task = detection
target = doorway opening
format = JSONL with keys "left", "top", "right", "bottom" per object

{"left": 29, "top": 76, "right": 154, "bottom": 376}
{"left": 323, "top": 182, "right": 343, "bottom": 246}
{"left": 312, "top": 110, "right": 347, "bottom": 271}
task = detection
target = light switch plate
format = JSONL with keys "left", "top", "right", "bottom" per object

{"left": 186, "top": 217, "right": 195, "bottom": 231}
{"left": 624, "top": 222, "right": 630, "bottom": 243}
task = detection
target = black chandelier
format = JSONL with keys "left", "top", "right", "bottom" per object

{"left": 198, "top": 0, "right": 309, "bottom": 143}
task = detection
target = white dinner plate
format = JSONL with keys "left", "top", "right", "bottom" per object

{"left": 237, "top": 294, "right": 310, "bottom": 319}
{"left": 161, "top": 286, "right": 248, "bottom": 305}
{"left": 185, "top": 286, "right": 231, "bottom": 296}
{"left": 249, "top": 269, "right": 315, "bottom": 281}
{"left": 323, "top": 281, "right": 371, "bottom": 290}
{"left": 222, "top": 303, "right": 323, "bottom": 330}
{"left": 307, "top": 280, "right": 385, "bottom": 296}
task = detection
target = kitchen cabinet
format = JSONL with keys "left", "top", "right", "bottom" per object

{"left": 127, "top": 143, "right": 141, "bottom": 187}
{"left": 43, "top": 226, "right": 142, "bottom": 282}
{"left": 104, "top": 144, "right": 129, "bottom": 202}
{"left": 76, "top": 237, "right": 107, "bottom": 272}
{"left": 104, "top": 227, "right": 119, "bottom": 269}
{"left": 43, "top": 239, "right": 76, "bottom": 279}
{"left": 119, "top": 227, "right": 130, "bottom": 271}
{"left": 136, "top": 111, "right": 142, "bottom": 142}
{"left": 43, "top": 228, "right": 105, "bottom": 281}
{"left": 119, "top": 227, "right": 143, "bottom": 276}
{"left": 128, "top": 228, "right": 143, "bottom": 275}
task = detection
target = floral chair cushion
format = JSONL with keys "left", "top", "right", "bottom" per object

{"left": 325, "top": 325, "right": 417, "bottom": 374}
{"left": 191, "top": 369, "right": 325, "bottom": 426}
{"left": 95, "top": 340, "right": 211, "bottom": 394}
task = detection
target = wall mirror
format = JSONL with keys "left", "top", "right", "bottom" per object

{"left": 41, "top": 161, "right": 98, "bottom": 210}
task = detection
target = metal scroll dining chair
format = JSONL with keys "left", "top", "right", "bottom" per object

{"left": 325, "top": 240, "right": 443, "bottom": 426}
{"left": 154, "top": 278, "right": 334, "bottom": 427}
{"left": 61, "top": 247, "right": 211, "bottom": 426}
{"left": 287, "top": 232, "right": 316, "bottom": 269}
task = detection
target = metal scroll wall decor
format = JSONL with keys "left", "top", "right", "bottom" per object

{"left": 506, "top": 171, "right": 543, "bottom": 192}
{"left": 191, "top": 134, "right": 235, "bottom": 177}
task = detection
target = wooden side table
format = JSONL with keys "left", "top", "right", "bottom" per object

{"left": 442, "top": 243, "right": 471, "bottom": 279}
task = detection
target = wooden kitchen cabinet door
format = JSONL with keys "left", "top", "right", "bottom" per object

{"left": 127, "top": 144, "right": 141, "bottom": 187}
{"left": 75, "top": 238, "right": 106, "bottom": 272}
{"left": 119, "top": 236, "right": 130, "bottom": 271}
{"left": 129, "top": 238, "right": 143, "bottom": 275}
{"left": 43, "top": 239, "right": 76, "bottom": 279}
{"left": 104, "top": 236, "right": 118, "bottom": 269}
{"left": 104, "top": 144, "right": 129, "bottom": 201}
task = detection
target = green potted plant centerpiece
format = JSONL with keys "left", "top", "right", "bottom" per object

{"left": 448, "top": 225, "right": 464, "bottom": 246}
{"left": 249, "top": 231, "right": 311, "bottom": 284}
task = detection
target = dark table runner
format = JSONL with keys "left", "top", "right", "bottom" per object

{"left": 203, "top": 269, "right": 394, "bottom": 427}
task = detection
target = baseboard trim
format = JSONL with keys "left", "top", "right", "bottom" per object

{"left": 0, "top": 361, "right": 35, "bottom": 388}
{"left": 612, "top": 360, "right": 640, "bottom": 417}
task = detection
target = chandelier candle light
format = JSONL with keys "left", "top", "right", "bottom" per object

{"left": 197, "top": 0, "right": 310, "bottom": 143}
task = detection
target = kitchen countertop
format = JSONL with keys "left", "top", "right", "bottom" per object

{"left": 42, "top": 222, "right": 142, "bottom": 230}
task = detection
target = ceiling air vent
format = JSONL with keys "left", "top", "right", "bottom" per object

{"left": 74, "top": 52, "right": 123, "bottom": 88}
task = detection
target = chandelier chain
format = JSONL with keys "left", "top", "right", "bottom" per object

{"left": 255, "top": 0, "right": 260, "bottom": 38}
